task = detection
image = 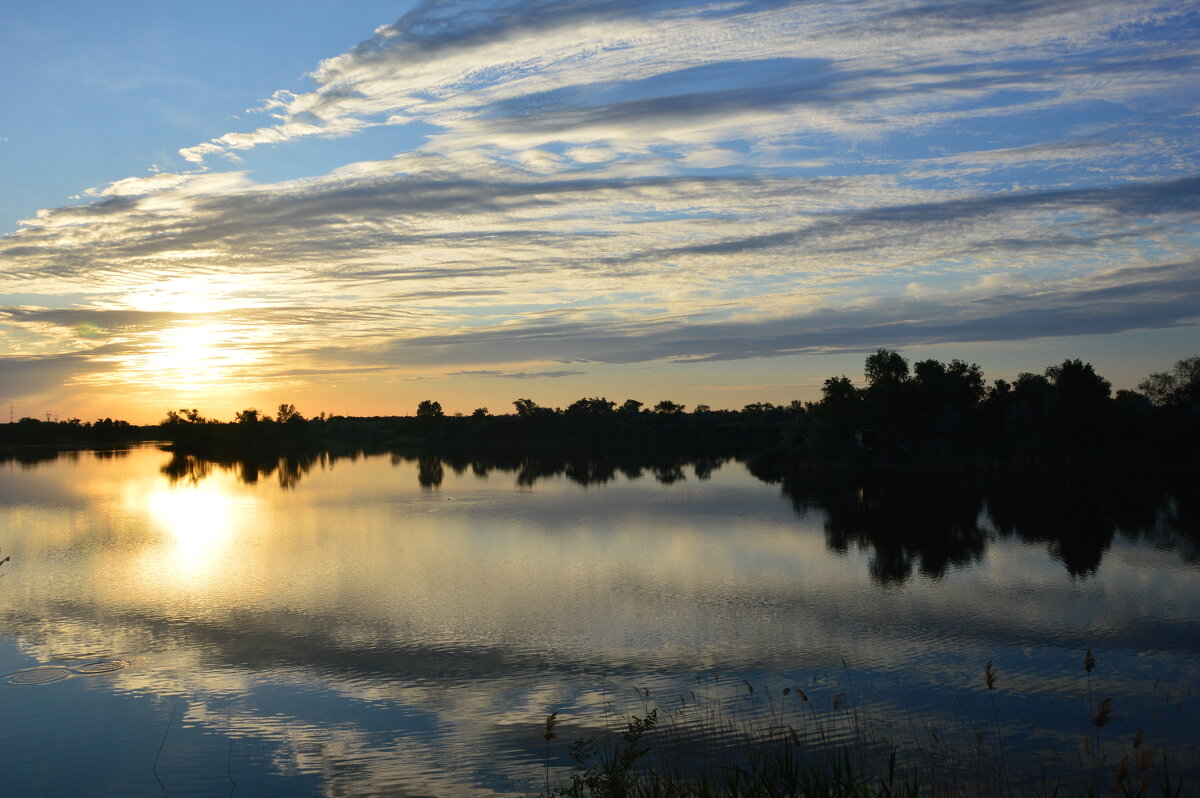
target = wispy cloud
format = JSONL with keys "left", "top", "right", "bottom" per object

{"left": 341, "top": 258, "right": 1200, "bottom": 366}
{"left": 1, "top": 0, "right": 1197, "bottom": 412}
{"left": 173, "top": 0, "right": 1196, "bottom": 163}
{"left": 449, "top": 369, "right": 585, "bottom": 378}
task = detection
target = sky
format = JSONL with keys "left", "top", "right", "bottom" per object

{"left": 1, "top": 0, "right": 1198, "bottom": 424}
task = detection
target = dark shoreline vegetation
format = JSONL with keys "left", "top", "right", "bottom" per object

{"left": 2, "top": 351, "right": 1197, "bottom": 473}
{"left": 528, "top": 654, "right": 1196, "bottom": 798}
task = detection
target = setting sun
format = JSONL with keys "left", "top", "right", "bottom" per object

{"left": 2, "top": 0, "right": 1196, "bottom": 424}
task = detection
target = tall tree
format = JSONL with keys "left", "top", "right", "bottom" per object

{"left": 1139, "top": 355, "right": 1200, "bottom": 408}
{"left": 864, "top": 348, "right": 909, "bottom": 386}
{"left": 416, "top": 400, "right": 444, "bottom": 418}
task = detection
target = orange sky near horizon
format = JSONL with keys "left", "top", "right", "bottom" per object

{"left": 3, "top": 2, "right": 1197, "bottom": 425}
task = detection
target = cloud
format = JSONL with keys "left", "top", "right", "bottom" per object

{"left": 3, "top": 163, "right": 1197, "bottom": 399}
{"left": 170, "top": 0, "right": 1194, "bottom": 165}
{"left": 2, "top": 0, "right": 1198, "bottom": 407}
{"left": 1, "top": 307, "right": 199, "bottom": 331}
{"left": 0, "top": 345, "right": 133, "bottom": 399}
{"left": 449, "top": 369, "right": 585, "bottom": 378}
{"left": 635, "top": 176, "right": 1200, "bottom": 261}
{"left": 342, "top": 258, "right": 1200, "bottom": 366}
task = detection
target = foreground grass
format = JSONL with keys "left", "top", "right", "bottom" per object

{"left": 531, "top": 656, "right": 1196, "bottom": 798}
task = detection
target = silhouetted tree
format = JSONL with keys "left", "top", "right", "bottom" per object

{"left": 864, "top": 348, "right": 909, "bottom": 386}
{"left": 862, "top": 349, "right": 910, "bottom": 445}
{"left": 1007, "top": 372, "right": 1054, "bottom": 442}
{"left": 416, "top": 400, "right": 444, "bottom": 418}
{"left": 799, "top": 376, "right": 862, "bottom": 455}
{"left": 618, "top": 399, "right": 644, "bottom": 417}
{"left": 513, "top": 398, "right": 544, "bottom": 417}
{"left": 162, "top": 408, "right": 208, "bottom": 425}
{"left": 567, "top": 397, "right": 616, "bottom": 416}
{"left": 1046, "top": 359, "right": 1110, "bottom": 447}
{"left": 1139, "top": 355, "right": 1200, "bottom": 409}
{"left": 1046, "top": 359, "right": 1110, "bottom": 408}
{"left": 909, "top": 358, "right": 984, "bottom": 443}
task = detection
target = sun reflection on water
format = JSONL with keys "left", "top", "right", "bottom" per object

{"left": 144, "top": 479, "right": 256, "bottom": 583}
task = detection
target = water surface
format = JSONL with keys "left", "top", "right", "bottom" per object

{"left": 0, "top": 446, "right": 1195, "bottom": 795}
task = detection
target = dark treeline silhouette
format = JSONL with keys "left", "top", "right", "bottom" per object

{"left": 0, "top": 416, "right": 150, "bottom": 447}
{"left": 4, "top": 353, "right": 1196, "bottom": 470}
{"left": 147, "top": 352, "right": 1200, "bottom": 468}
{"left": 734, "top": 350, "right": 1200, "bottom": 582}
{"left": 779, "top": 350, "right": 1199, "bottom": 469}
{"left": 150, "top": 399, "right": 790, "bottom": 458}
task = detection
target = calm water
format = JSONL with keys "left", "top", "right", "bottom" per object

{"left": 0, "top": 445, "right": 1196, "bottom": 796}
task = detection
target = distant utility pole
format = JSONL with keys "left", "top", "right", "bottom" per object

{"left": 45, "top": 412, "right": 51, "bottom": 423}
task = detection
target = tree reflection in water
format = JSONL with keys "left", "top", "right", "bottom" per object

{"left": 149, "top": 448, "right": 1199, "bottom": 582}
{"left": 416, "top": 454, "right": 444, "bottom": 488}
{"left": 776, "top": 468, "right": 1198, "bottom": 581}
{"left": 814, "top": 481, "right": 986, "bottom": 583}
{"left": 160, "top": 450, "right": 319, "bottom": 490}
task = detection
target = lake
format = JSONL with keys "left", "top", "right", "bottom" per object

{"left": 0, "top": 445, "right": 1196, "bottom": 796}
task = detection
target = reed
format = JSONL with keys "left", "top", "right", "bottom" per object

{"left": 531, "top": 656, "right": 1196, "bottom": 798}
{"left": 544, "top": 712, "right": 560, "bottom": 797}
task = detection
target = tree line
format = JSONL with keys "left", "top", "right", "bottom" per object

{"left": 151, "top": 395, "right": 780, "bottom": 455}
{"left": 789, "top": 350, "right": 1198, "bottom": 465}
{"left": 2, "top": 352, "right": 1196, "bottom": 467}
{"left": 0, "top": 416, "right": 145, "bottom": 447}
{"left": 149, "top": 350, "right": 1199, "bottom": 465}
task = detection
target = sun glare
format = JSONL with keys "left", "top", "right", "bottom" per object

{"left": 119, "top": 321, "right": 261, "bottom": 395}
{"left": 152, "top": 324, "right": 225, "bottom": 373}
{"left": 129, "top": 275, "right": 228, "bottom": 314}
{"left": 140, "top": 323, "right": 221, "bottom": 391}
{"left": 145, "top": 480, "right": 255, "bottom": 582}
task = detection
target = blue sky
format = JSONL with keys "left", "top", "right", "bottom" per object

{"left": 1, "top": 0, "right": 1198, "bottom": 422}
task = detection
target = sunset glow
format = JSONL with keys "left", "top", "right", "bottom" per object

{"left": 2, "top": 1, "right": 1197, "bottom": 423}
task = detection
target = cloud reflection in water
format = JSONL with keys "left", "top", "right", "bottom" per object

{"left": 0, "top": 446, "right": 1195, "bottom": 795}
